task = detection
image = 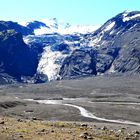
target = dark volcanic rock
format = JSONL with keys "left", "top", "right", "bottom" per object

{"left": 0, "top": 21, "right": 33, "bottom": 35}
{"left": 0, "top": 73, "right": 18, "bottom": 84}
{"left": 51, "top": 43, "right": 69, "bottom": 53}
{"left": 59, "top": 49, "right": 97, "bottom": 79}
{"left": 96, "top": 54, "right": 114, "bottom": 73}
{"left": 84, "top": 11, "right": 140, "bottom": 75}
{"left": 0, "top": 30, "right": 38, "bottom": 81}
{"left": 112, "top": 24, "right": 140, "bottom": 73}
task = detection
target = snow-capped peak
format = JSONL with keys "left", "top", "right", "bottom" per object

{"left": 41, "top": 18, "right": 69, "bottom": 29}
{"left": 19, "top": 18, "right": 100, "bottom": 35}
{"left": 57, "top": 25, "right": 100, "bottom": 35}
{"left": 19, "top": 21, "right": 30, "bottom": 27}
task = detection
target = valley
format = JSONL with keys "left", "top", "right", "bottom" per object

{"left": 0, "top": 10, "right": 140, "bottom": 139}
{"left": 1, "top": 75, "right": 140, "bottom": 123}
{"left": 0, "top": 76, "right": 140, "bottom": 139}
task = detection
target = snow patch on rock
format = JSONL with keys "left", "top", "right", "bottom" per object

{"left": 123, "top": 12, "right": 140, "bottom": 22}
{"left": 104, "top": 22, "right": 115, "bottom": 32}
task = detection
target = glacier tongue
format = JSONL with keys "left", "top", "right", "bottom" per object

{"left": 37, "top": 46, "right": 68, "bottom": 81}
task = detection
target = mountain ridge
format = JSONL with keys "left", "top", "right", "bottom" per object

{"left": 0, "top": 11, "right": 140, "bottom": 83}
{"left": 19, "top": 18, "right": 100, "bottom": 35}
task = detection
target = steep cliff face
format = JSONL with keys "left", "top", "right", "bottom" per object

{"left": 82, "top": 11, "right": 140, "bottom": 75}
{"left": 0, "top": 30, "right": 38, "bottom": 82}
{"left": 59, "top": 49, "right": 97, "bottom": 79}
{"left": 111, "top": 24, "right": 140, "bottom": 73}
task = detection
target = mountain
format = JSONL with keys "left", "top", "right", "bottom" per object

{"left": 59, "top": 49, "right": 97, "bottom": 79}
{"left": 19, "top": 18, "right": 99, "bottom": 35}
{"left": 34, "top": 11, "right": 140, "bottom": 80}
{"left": 0, "top": 30, "right": 48, "bottom": 84}
{"left": 85, "top": 11, "right": 140, "bottom": 74}
{"left": 0, "top": 30, "right": 36, "bottom": 76}
{"left": 0, "top": 11, "right": 140, "bottom": 83}
{"left": 33, "top": 34, "right": 82, "bottom": 81}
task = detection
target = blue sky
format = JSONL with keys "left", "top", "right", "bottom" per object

{"left": 0, "top": 0, "right": 140, "bottom": 25}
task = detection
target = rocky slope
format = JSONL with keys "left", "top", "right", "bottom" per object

{"left": 0, "top": 30, "right": 47, "bottom": 83}
{"left": 85, "top": 11, "right": 140, "bottom": 75}
{"left": 34, "top": 11, "right": 140, "bottom": 80}
{"left": 0, "top": 11, "right": 140, "bottom": 83}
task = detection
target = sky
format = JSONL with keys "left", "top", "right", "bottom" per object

{"left": 0, "top": 0, "right": 140, "bottom": 25}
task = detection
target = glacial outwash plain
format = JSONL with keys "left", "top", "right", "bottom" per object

{"left": 0, "top": 76, "right": 140, "bottom": 140}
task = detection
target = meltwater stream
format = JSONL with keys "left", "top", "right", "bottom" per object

{"left": 25, "top": 99, "right": 140, "bottom": 126}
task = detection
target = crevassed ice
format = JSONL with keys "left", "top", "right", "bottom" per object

{"left": 37, "top": 46, "right": 68, "bottom": 81}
